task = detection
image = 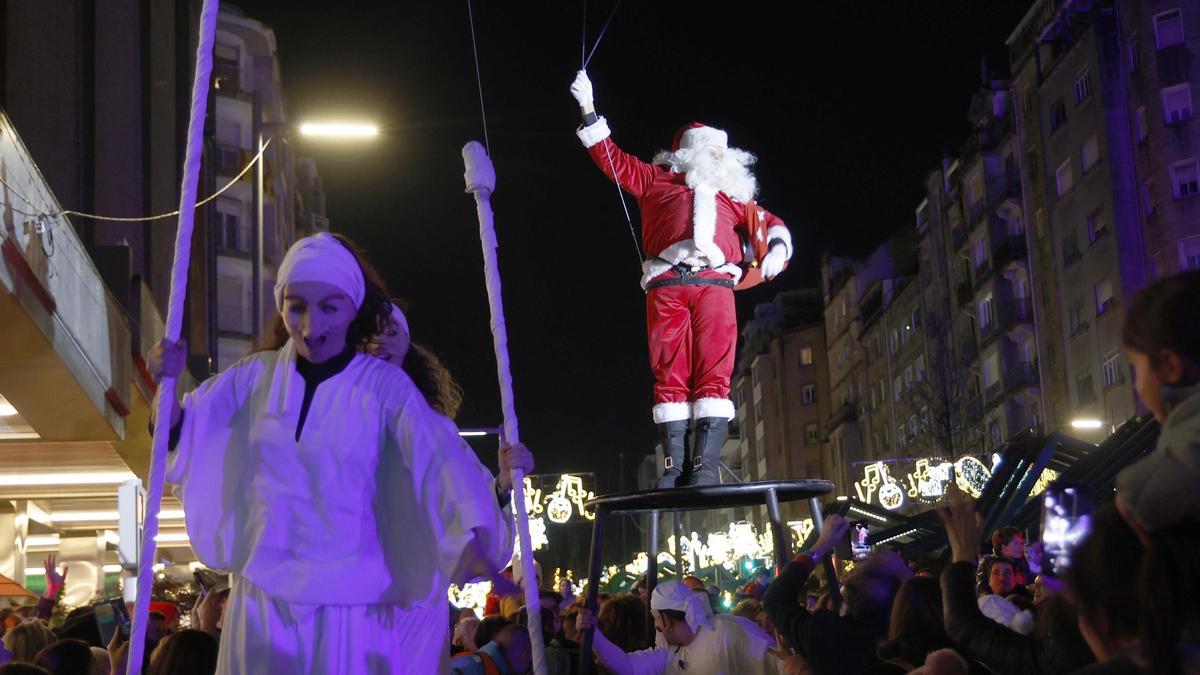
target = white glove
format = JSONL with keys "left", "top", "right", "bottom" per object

{"left": 761, "top": 244, "right": 788, "bottom": 280}
{"left": 570, "top": 70, "right": 594, "bottom": 107}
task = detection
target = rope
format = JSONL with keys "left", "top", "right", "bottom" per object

{"left": 465, "top": 0, "right": 491, "bottom": 156}
{"left": 0, "top": 137, "right": 271, "bottom": 222}
{"left": 582, "top": 0, "right": 622, "bottom": 70}
{"left": 127, "top": 0, "right": 219, "bottom": 669}
{"left": 581, "top": 0, "right": 588, "bottom": 69}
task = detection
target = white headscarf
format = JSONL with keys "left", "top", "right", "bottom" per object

{"left": 274, "top": 232, "right": 366, "bottom": 311}
{"left": 651, "top": 580, "right": 714, "bottom": 633}
{"left": 390, "top": 303, "right": 410, "bottom": 337}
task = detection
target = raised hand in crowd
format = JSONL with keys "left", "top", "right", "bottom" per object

{"left": 936, "top": 484, "right": 983, "bottom": 563}
{"left": 807, "top": 513, "right": 849, "bottom": 562}
{"left": 42, "top": 554, "right": 67, "bottom": 599}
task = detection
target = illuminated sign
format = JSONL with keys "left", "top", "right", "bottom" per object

{"left": 856, "top": 455, "right": 995, "bottom": 510}
{"left": 522, "top": 473, "right": 596, "bottom": 524}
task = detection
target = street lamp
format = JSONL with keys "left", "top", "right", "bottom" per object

{"left": 1070, "top": 419, "right": 1104, "bottom": 430}
{"left": 298, "top": 122, "right": 379, "bottom": 138}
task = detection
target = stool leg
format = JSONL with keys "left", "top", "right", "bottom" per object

{"left": 673, "top": 512, "right": 683, "bottom": 579}
{"left": 765, "top": 487, "right": 788, "bottom": 571}
{"left": 646, "top": 509, "right": 659, "bottom": 643}
{"left": 580, "top": 507, "right": 608, "bottom": 675}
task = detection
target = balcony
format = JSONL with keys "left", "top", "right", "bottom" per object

{"left": 995, "top": 297, "right": 1034, "bottom": 335}
{"left": 956, "top": 282, "right": 973, "bottom": 309}
{"left": 972, "top": 259, "right": 994, "bottom": 291}
{"left": 215, "top": 144, "right": 246, "bottom": 177}
{"left": 960, "top": 338, "right": 979, "bottom": 363}
{"left": 0, "top": 110, "right": 132, "bottom": 441}
{"left": 1004, "top": 361, "right": 1040, "bottom": 395}
{"left": 985, "top": 380, "right": 1004, "bottom": 405}
{"left": 993, "top": 235, "right": 1028, "bottom": 268}
{"left": 827, "top": 399, "right": 859, "bottom": 432}
{"left": 952, "top": 225, "right": 967, "bottom": 250}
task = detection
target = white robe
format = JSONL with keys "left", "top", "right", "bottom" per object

{"left": 166, "top": 341, "right": 513, "bottom": 674}
{"left": 594, "top": 615, "right": 781, "bottom": 675}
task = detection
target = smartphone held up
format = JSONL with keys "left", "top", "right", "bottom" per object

{"left": 1040, "top": 482, "right": 1093, "bottom": 577}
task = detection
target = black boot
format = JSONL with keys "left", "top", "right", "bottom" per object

{"left": 654, "top": 420, "right": 690, "bottom": 489}
{"left": 678, "top": 417, "right": 728, "bottom": 487}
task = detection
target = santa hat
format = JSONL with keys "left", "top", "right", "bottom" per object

{"left": 651, "top": 580, "right": 713, "bottom": 634}
{"left": 671, "top": 122, "right": 728, "bottom": 152}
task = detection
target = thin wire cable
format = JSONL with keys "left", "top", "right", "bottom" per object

{"left": 465, "top": 0, "right": 491, "bottom": 156}
{"left": 600, "top": 135, "right": 643, "bottom": 262}
{"left": 0, "top": 137, "right": 272, "bottom": 223}
{"left": 583, "top": 0, "right": 622, "bottom": 69}
{"left": 581, "top": 0, "right": 587, "bottom": 69}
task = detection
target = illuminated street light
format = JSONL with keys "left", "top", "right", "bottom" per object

{"left": 1071, "top": 419, "right": 1104, "bottom": 430}
{"left": 298, "top": 122, "right": 379, "bottom": 138}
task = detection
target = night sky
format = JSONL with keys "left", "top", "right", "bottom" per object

{"left": 233, "top": 0, "right": 1032, "bottom": 495}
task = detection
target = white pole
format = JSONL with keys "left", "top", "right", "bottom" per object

{"left": 462, "top": 141, "right": 547, "bottom": 675}
{"left": 128, "top": 0, "right": 219, "bottom": 668}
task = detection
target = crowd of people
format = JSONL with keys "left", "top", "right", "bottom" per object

{"left": 0, "top": 248, "right": 1193, "bottom": 674}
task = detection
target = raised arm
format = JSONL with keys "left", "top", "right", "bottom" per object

{"left": 570, "top": 70, "right": 656, "bottom": 197}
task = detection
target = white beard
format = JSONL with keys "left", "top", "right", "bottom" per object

{"left": 653, "top": 145, "right": 759, "bottom": 203}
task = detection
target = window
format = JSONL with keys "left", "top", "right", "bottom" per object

{"left": 1095, "top": 278, "right": 1115, "bottom": 316}
{"left": 801, "top": 384, "right": 816, "bottom": 405}
{"left": 1103, "top": 350, "right": 1123, "bottom": 387}
{"left": 1181, "top": 238, "right": 1200, "bottom": 270}
{"left": 1171, "top": 159, "right": 1200, "bottom": 198}
{"left": 799, "top": 347, "right": 814, "bottom": 366}
{"left": 217, "top": 274, "right": 248, "bottom": 334}
{"left": 972, "top": 238, "right": 989, "bottom": 269}
{"left": 870, "top": 386, "right": 877, "bottom": 411}
{"left": 805, "top": 423, "right": 819, "bottom": 444}
{"left": 1135, "top": 106, "right": 1148, "bottom": 143}
{"left": 1069, "top": 299, "right": 1088, "bottom": 335}
{"left": 978, "top": 294, "right": 995, "bottom": 332}
{"left": 1154, "top": 9, "right": 1184, "bottom": 49}
{"left": 1087, "top": 207, "right": 1109, "bottom": 244}
{"left": 915, "top": 354, "right": 926, "bottom": 381}
{"left": 989, "top": 421, "right": 1003, "bottom": 447}
{"left": 1076, "top": 370, "right": 1096, "bottom": 404}
{"left": 889, "top": 330, "right": 898, "bottom": 355}
{"left": 894, "top": 376, "right": 902, "bottom": 402}
{"left": 1130, "top": 37, "right": 1140, "bottom": 72}
{"left": 1062, "top": 230, "right": 1082, "bottom": 267}
{"left": 1056, "top": 158, "right": 1074, "bottom": 196}
{"left": 1162, "top": 84, "right": 1193, "bottom": 124}
{"left": 908, "top": 415, "right": 919, "bottom": 438}
{"left": 1081, "top": 136, "right": 1100, "bottom": 173}
{"left": 904, "top": 366, "right": 914, "bottom": 390}
{"left": 1074, "top": 69, "right": 1094, "bottom": 103}
{"left": 214, "top": 42, "right": 241, "bottom": 90}
{"left": 1049, "top": 97, "right": 1068, "bottom": 132}
{"left": 897, "top": 426, "right": 907, "bottom": 449}
{"left": 921, "top": 405, "right": 930, "bottom": 430}
{"left": 1144, "top": 180, "right": 1156, "bottom": 217}
{"left": 983, "top": 352, "right": 1000, "bottom": 387}
{"left": 911, "top": 308, "right": 921, "bottom": 331}
{"left": 215, "top": 198, "right": 248, "bottom": 252}
{"left": 752, "top": 367, "right": 760, "bottom": 388}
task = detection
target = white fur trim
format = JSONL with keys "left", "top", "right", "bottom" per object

{"left": 653, "top": 401, "right": 692, "bottom": 423}
{"left": 766, "top": 225, "right": 793, "bottom": 259}
{"left": 679, "top": 126, "right": 727, "bottom": 151}
{"left": 640, "top": 245, "right": 744, "bottom": 289}
{"left": 691, "top": 183, "right": 725, "bottom": 267}
{"left": 576, "top": 117, "right": 611, "bottom": 148}
{"left": 693, "top": 397, "right": 735, "bottom": 420}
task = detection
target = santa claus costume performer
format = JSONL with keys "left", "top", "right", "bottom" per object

{"left": 576, "top": 580, "right": 780, "bottom": 674}
{"left": 569, "top": 71, "right": 793, "bottom": 488}
{"left": 147, "top": 232, "right": 529, "bottom": 674}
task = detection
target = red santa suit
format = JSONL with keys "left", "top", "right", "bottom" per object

{"left": 575, "top": 119, "right": 793, "bottom": 424}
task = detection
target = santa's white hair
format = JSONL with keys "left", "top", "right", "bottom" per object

{"left": 653, "top": 145, "right": 759, "bottom": 203}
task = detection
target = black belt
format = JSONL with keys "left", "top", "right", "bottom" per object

{"left": 646, "top": 276, "right": 735, "bottom": 291}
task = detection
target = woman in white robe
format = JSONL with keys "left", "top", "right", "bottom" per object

{"left": 149, "top": 233, "right": 524, "bottom": 674}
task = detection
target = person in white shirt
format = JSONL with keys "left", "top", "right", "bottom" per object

{"left": 577, "top": 581, "right": 780, "bottom": 675}
{"left": 149, "top": 232, "right": 530, "bottom": 674}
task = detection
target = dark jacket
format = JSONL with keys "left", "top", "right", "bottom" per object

{"left": 942, "top": 561, "right": 1094, "bottom": 675}
{"left": 764, "top": 555, "right": 887, "bottom": 675}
